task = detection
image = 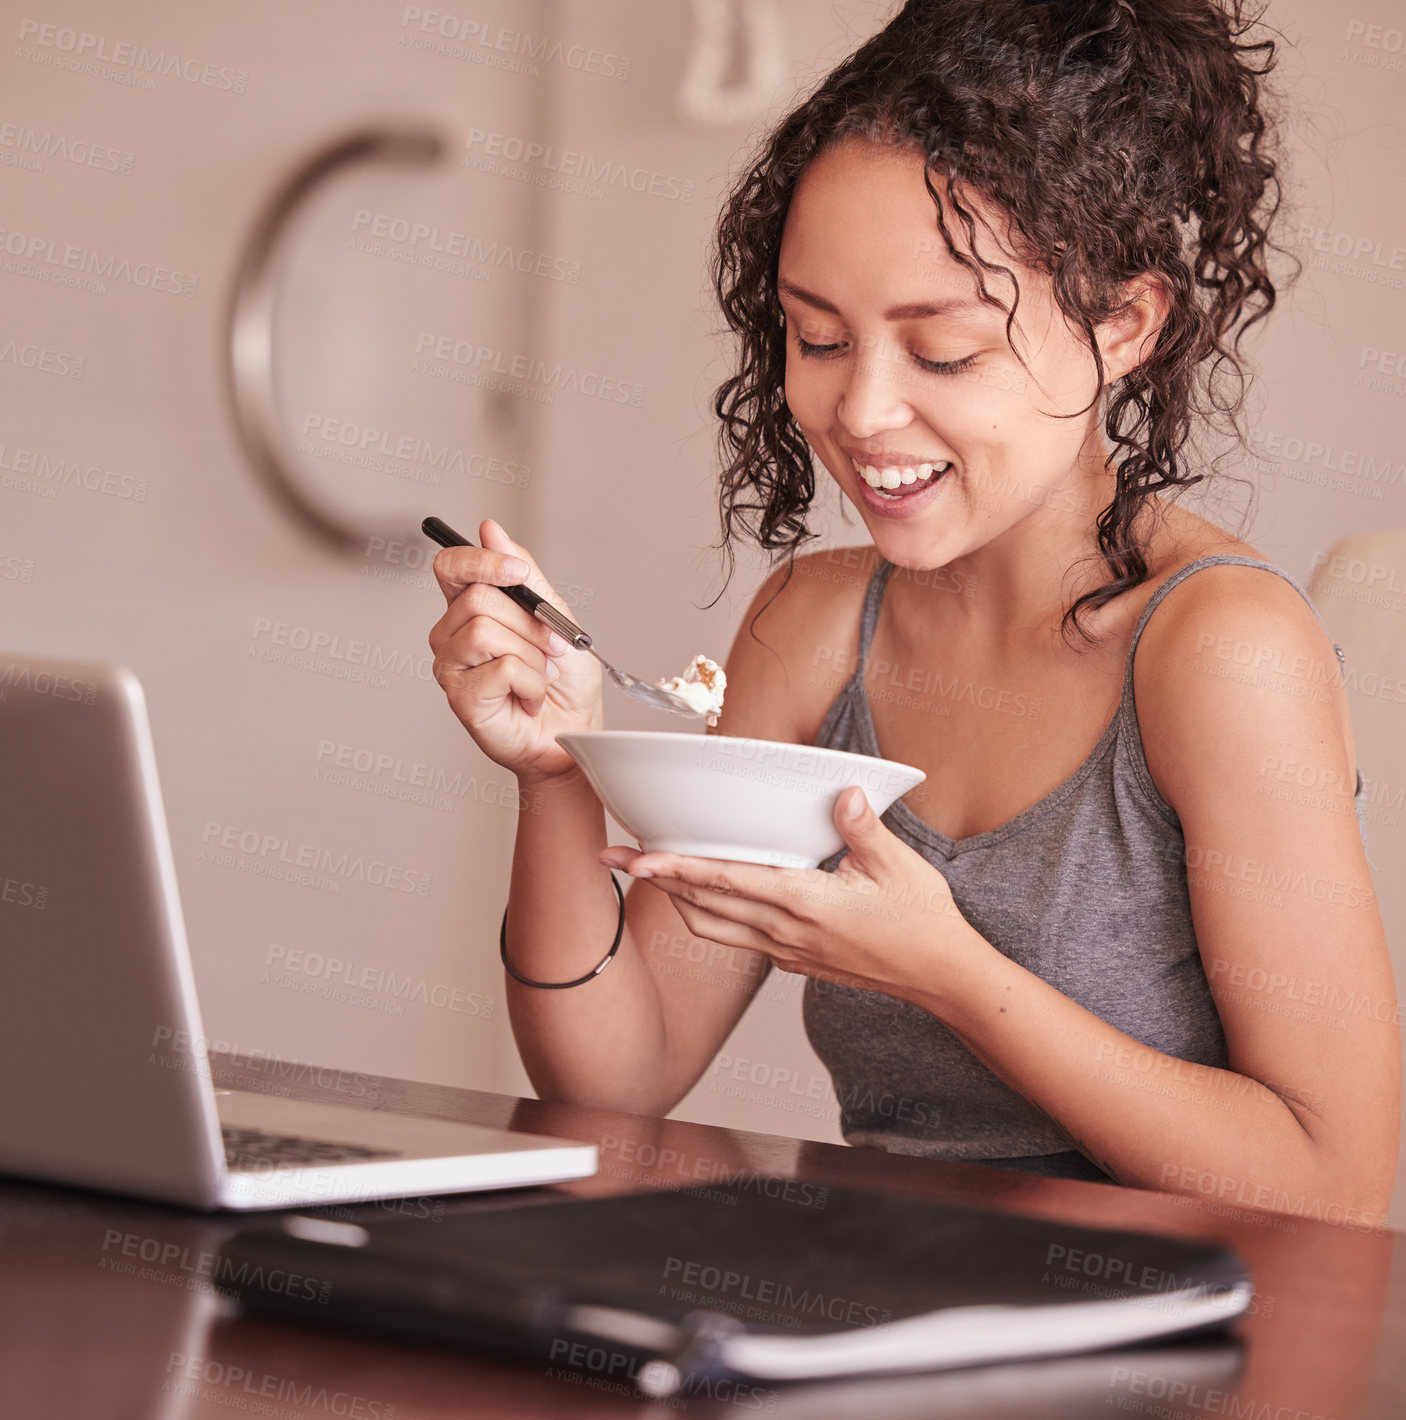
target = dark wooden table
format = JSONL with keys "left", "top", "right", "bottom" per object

{"left": 2, "top": 1051, "right": 1402, "bottom": 1418}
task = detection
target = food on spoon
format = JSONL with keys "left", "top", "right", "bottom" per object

{"left": 656, "top": 653, "right": 726, "bottom": 726}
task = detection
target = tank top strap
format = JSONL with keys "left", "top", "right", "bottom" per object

{"left": 854, "top": 556, "right": 899, "bottom": 677}
{"left": 1121, "top": 553, "right": 1345, "bottom": 698}
{"left": 859, "top": 549, "right": 1345, "bottom": 703}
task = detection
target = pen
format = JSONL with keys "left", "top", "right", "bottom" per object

{"left": 634, "top": 1308, "right": 747, "bottom": 1399}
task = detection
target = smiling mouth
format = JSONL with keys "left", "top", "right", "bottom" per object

{"left": 849, "top": 457, "right": 952, "bottom": 498}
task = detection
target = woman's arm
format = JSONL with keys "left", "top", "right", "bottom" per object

{"left": 509, "top": 552, "right": 846, "bottom": 1115}
{"left": 909, "top": 566, "right": 1399, "bottom": 1222}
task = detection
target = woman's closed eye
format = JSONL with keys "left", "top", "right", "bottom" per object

{"left": 794, "top": 332, "right": 978, "bottom": 376}
{"left": 913, "top": 351, "right": 978, "bottom": 375}
{"left": 793, "top": 330, "right": 847, "bottom": 358}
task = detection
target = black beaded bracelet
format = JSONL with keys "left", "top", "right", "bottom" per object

{"left": 500, "top": 871, "right": 625, "bottom": 989}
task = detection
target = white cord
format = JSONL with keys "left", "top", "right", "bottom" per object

{"left": 678, "top": 0, "right": 788, "bottom": 128}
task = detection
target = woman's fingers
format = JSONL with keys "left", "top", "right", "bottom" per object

{"left": 430, "top": 580, "right": 565, "bottom": 664}
{"left": 435, "top": 648, "right": 555, "bottom": 722}
{"left": 431, "top": 542, "right": 529, "bottom": 608}
{"left": 434, "top": 610, "right": 558, "bottom": 687}
{"left": 667, "top": 895, "right": 781, "bottom": 957}
{"left": 646, "top": 871, "right": 793, "bottom": 945}
{"left": 430, "top": 518, "right": 561, "bottom": 611}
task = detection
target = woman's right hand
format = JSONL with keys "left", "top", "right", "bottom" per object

{"left": 428, "top": 518, "right": 603, "bottom": 785}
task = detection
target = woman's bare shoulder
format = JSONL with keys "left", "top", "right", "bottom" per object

{"left": 1137, "top": 501, "right": 1346, "bottom": 718}
{"left": 1134, "top": 501, "right": 1326, "bottom": 657}
{"left": 707, "top": 543, "right": 882, "bottom": 747}
{"left": 1145, "top": 501, "right": 1267, "bottom": 580}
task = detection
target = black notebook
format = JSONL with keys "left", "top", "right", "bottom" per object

{"left": 217, "top": 1178, "right": 1252, "bottom": 1399}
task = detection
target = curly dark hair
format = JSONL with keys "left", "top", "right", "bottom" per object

{"left": 709, "top": 0, "right": 1288, "bottom": 641}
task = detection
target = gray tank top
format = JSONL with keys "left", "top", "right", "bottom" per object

{"left": 803, "top": 554, "right": 1367, "bottom": 1183}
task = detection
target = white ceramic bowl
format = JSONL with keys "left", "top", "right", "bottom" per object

{"left": 556, "top": 731, "right": 926, "bottom": 869}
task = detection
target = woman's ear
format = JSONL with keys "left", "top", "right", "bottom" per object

{"left": 1096, "top": 276, "right": 1172, "bottom": 380}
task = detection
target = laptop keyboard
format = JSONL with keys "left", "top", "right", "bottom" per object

{"left": 222, "top": 1125, "right": 401, "bottom": 1171}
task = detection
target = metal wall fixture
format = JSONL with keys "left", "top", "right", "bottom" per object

{"left": 677, "top": 0, "right": 787, "bottom": 127}
{"left": 224, "top": 125, "right": 444, "bottom": 555}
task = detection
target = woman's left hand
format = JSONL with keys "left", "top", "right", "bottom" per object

{"left": 598, "top": 786, "right": 978, "bottom": 998}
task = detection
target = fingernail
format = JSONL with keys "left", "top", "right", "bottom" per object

{"left": 503, "top": 557, "right": 529, "bottom": 582}
{"left": 547, "top": 631, "right": 570, "bottom": 655}
{"left": 545, "top": 659, "right": 560, "bottom": 682}
{"left": 846, "top": 789, "right": 865, "bottom": 820}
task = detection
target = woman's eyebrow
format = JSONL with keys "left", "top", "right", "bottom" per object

{"left": 777, "top": 278, "right": 986, "bottom": 321}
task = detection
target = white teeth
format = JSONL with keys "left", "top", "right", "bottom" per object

{"left": 853, "top": 457, "right": 952, "bottom": 493}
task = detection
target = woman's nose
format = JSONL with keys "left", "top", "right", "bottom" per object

{"left": 836, "top": 335, "right": 913, "bottom": 437}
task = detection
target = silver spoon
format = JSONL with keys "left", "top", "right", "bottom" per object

{"left": 422, "top": 517, "right": 707, "bottom": 720}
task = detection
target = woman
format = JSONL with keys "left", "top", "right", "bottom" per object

{"left": 428, "top": 0, "right": 1398, "bottom": 1223}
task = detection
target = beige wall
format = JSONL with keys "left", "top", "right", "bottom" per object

{"left": 0, "top": 0, "right": 545, "bottom": 1097}
{"left": 3, "top": 1, "right": 1403, "bottom": 1220}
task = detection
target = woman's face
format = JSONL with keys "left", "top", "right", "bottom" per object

{"left": 777, "top": 139, "right": 1117, "bottom": 572}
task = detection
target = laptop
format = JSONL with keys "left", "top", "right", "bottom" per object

{"left": 0, "top": 651, "right": 597, "bottom": 1210}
